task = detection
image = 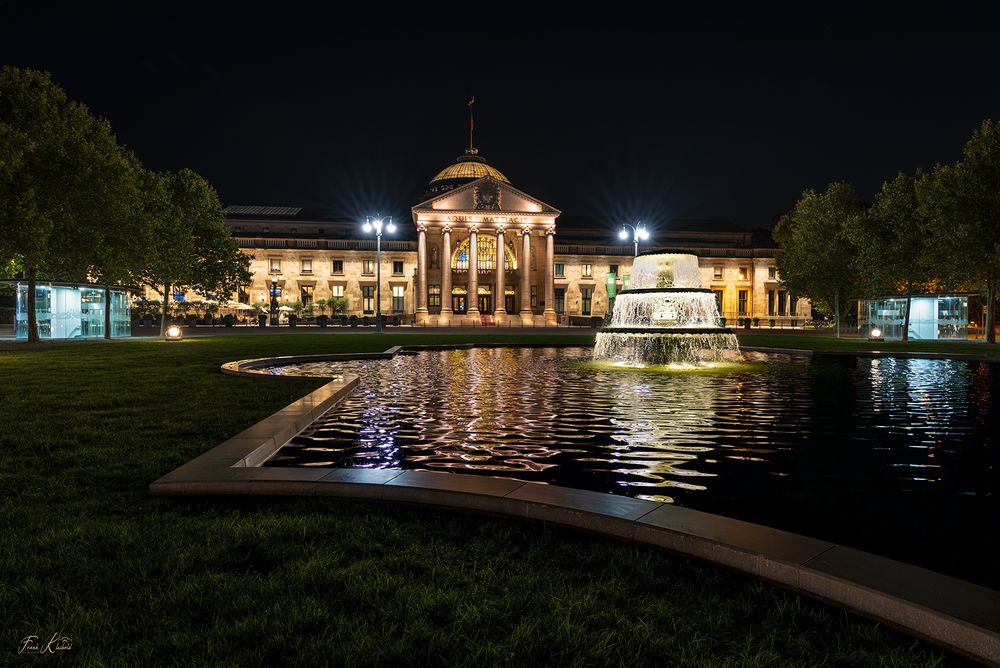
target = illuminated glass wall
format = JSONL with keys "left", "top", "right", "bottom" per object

{"left": 15, "top": 283, "right": 132, "bottom": 339}
{"left": 860, "top": 295, "right": 968, "bottom": 340}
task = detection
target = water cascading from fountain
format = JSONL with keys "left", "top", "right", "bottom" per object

{"left": 593, "top": 253, "right": 740, "bottom": 366}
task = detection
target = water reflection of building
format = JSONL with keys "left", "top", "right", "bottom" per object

{"left": 159, "top": 147, "right": 811, "bottom": 324}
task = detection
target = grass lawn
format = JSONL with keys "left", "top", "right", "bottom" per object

{"left": 0, "top": 333, "right": 959, "bottom": 665}
{"left": 739, "top": 332, "right": 1000, "bottom": 358}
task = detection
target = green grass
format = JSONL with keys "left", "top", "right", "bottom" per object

{"left": 738, "top": 332, "right": 1000, "bottom": 358}
{"left": 0, "top": 333, "right": 958, "bottom": 665}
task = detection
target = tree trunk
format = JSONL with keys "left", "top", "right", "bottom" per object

{"left": 104, "top": 284, "right": 112, "bottom": 340}
{"left": 834, "top": 287, "right": 841, "bottom": 338}
{"left": 986, "top": 279, "right": 997, "bottom": 345}
{"left": 160, "top": 283, "right": 170, "bottom": 336}
{"left": 26, "top": 266, "right": 39, "bottom": 343}
{"left": 901, "top": 281, "right": 913, "bottom": 343}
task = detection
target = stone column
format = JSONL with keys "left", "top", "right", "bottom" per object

{"left": 467, "top": 227, "right": 479, "bottom": 318}
{"left": 520, "top": 227, "right": 532, "bottom": 320}
{"left": 440, "top": 225, "right": 453, "bottom": 320}
{"left": 544, "top": 226, "right": 556, "bottom": 324}
{"left": 415, "top": 223, "right": 428, "bottom": 324}
{"left": 494, "top": 226, "right": 506, "bottom": 319}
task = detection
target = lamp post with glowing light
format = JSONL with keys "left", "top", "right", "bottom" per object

{"left": 619, "top": 222, "right": 650, "bottom": 256}
{"left": 363, "top": 215, "right": 396, "bottom": 333}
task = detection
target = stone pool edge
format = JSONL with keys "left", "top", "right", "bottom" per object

{"left": 149, "top": 345, "right": 1000, "bottom": 666}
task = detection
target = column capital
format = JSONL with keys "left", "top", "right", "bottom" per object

{"left": 416, "top": 222, "right": 428, "bottom": 232}
{"left": 521, "top": 225, "right": 532, "bottom": 236}
{"left": 441, "top": 224, "right": 452, "bottom": 234}
{"left": 545, "top": 226, "right": 556, "bottom": 236}
{"left": 495, "top": 225, "right": 506, "bottom": 234}
{"left": 469, "top": 225, "right": 479, "bottom": 234}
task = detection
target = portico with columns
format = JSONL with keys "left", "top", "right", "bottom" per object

{"left": 412, "top": 152, "right": 560, "bottom": 325}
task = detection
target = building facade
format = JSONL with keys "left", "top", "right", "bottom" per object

{"left": 153, "top": 150, "right": 810, "bottom": 325}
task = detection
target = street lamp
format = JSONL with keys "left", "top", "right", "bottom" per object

{"left": 618, "top": 222, "right": 650, "bottom": 256}
{"left": 363, "top": 215, "right": 396, "bottom": 333}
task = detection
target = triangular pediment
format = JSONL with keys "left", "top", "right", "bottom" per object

{"left": 412, "top": 177, "right": 560, "bottom": 216}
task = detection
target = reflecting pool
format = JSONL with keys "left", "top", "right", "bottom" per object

{"left": 264, "top": 347, "right": 999, "bottom": 588}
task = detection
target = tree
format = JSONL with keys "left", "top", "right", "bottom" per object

{"left": 918, "top": 119, "right": 1000, "bottom": 343}
{"left": 0, "top": 67, "right": 142, "bottom": 341}
{"left": 143, "top": 169, "right": 251, "bottom": 335}
{"left": 848, "top": 172, "right": 931, "bottom": 341}
{"left": 773, "top": 182, "right": 865, "bottom": 337}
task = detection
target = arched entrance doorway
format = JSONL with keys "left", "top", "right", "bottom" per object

{"left": 477, "top": 286, "right": 492, "bottom": 314}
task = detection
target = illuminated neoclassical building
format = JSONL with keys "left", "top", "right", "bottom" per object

{"left": 155, "top": 146, "right": 810, "bottom": 326}
{"left": 412, "top": 147, "right": 560, "bottom": 325}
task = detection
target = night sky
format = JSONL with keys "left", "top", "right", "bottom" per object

{"left": 2, "top": 1, "right": 999, "bottom": 235}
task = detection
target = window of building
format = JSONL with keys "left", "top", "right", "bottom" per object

{"left": 554, "top": 288, "right": 565, "bottom": 313}
{"left": 555, "top": 263, "right": 565, "bottom": 278}
{"left": 269, "top": 284, "right": 282, "bottom": 301}
{"left": 237, "top": 288, "right": 249, "bottom": 304}
{"left": 290, "top": 228, "right": 297, "bottom": 234}
{"left": 392, "top": 260, "right": 404, "bottom": 275}
{"left": 531, "top": 254, "right": 536, "bottom": 271}
{"left": 768, "top": 266, "right": 777, "bottom": 280}
{"left": 300, "top": 285, "right": 314, "bottom": 305}
{"left": 301, "top": 258, "right": 312, "bottom": 274}
{"left": 768, "top": 289, "right": 776, "bottom": 316}
{"left": 262, "top": 226, "right": 270, "bottom": 233}
{"left": 392, "top": 285, "right": 405, "bottom": 312}
{"left": 777, "top": 289, "right": 787, "bottom": 316}
{"left": 362, "top": 285, "right": 375, "bottom": 313}
{"left": 738, "top": 289, "right": 749, "bottom": 316}
{"left": 790, "top": 294, "right": 798, "bottom": 316}
{"left": 430, "top": 248, "right": 439, "bottom": 269}
{"left": 362, "top": 259, "right": 376, "bottom": 275}
{"left": 450, "top": 236, "right": 513, "bottom": 271}
{"left": 269, "top": 258, "right": 281, "bottom": 274}
{"left": 330, "top": 285, "right": 345, "bottom": 298}
{"left": 581, "top": 287, "right": 592, "bottom": 315}
{"left": 738, "top": 266, "right": 750, "bottom": 281}
{"left": 714, "top": 265, "right": 723, "bottom": 280}
{"left": 609, "top": 264, "right": 619, "bottom": 276}
{"left": 318, "top": 228, "right": 325, "bottom": 235}
{"left": 332, "top": 259, "right": 344, "bottom": 275}
{"left": 531, "top": 286, "right": 538, "bottom": 308}
{"left": 428, "top": 285, "right": 441, "bottom": 308}
{"left": 713, "top": 289, "right": 724, "bottom": 315}
{"left": 582, "top": 264, "right": 593, "bottom": 278}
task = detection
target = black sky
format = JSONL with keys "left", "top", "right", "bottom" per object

{"left": 2, "top": 1, "right": 999, "bottom": 234}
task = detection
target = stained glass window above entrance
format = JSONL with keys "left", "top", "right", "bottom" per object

{"left": 451, "top": 236, "right": 517, "bottom": 271}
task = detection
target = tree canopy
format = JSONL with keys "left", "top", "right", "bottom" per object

{"left": 917, "top": 119, "right": 1000, "bottom": 343}
{"left": 773, "top": 182, "right": 864, "bottom": 336}
{"left": 0, "top": 66, "right": 249, "bottom": 341}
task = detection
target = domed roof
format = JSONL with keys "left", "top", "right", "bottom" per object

{"left": 431, "top": 158, "right": 510, "bottom": 184}
{"left": 428, "top": 149, "right": 510, "bottom": 187}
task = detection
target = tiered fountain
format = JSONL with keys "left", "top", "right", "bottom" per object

{"left": 594, "top": 252, "right": 740, "bottom": 366}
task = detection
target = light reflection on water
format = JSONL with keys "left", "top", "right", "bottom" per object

{"left": 265, "top": 347, "right": 999, "bottom": 586}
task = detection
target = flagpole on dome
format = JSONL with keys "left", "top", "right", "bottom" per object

{"left": 468, "top": 96, "right": 476, "bottom": 153}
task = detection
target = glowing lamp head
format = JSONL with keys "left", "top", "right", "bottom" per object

{"left": 639, "top": 228, "right": 650, "bottom": 240}
{"left": 386, "top": 222, "right": 396, "bottom": 233}
{"left": 362, "top": 222, "right": 373, "bottom": 233}
{"left": 870, "top": 327, "right": 883, "bottom": 339}
{"left": 618, "top": 228, "right": 629, "bottom": 240}
{"left": 165, "top": 325, "right": 183, "bottom": 341}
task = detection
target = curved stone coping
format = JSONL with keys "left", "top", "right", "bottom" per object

{"left": 151, "top": 470, "right": 1000, "bottom": 665}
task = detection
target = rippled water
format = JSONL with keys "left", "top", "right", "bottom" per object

{"left": 265, "top": 347, "right": 999, "bottom": 587}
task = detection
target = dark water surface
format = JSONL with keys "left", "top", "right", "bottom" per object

{"left": 264, "top": 347, "right": 999, "bottom": 588}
